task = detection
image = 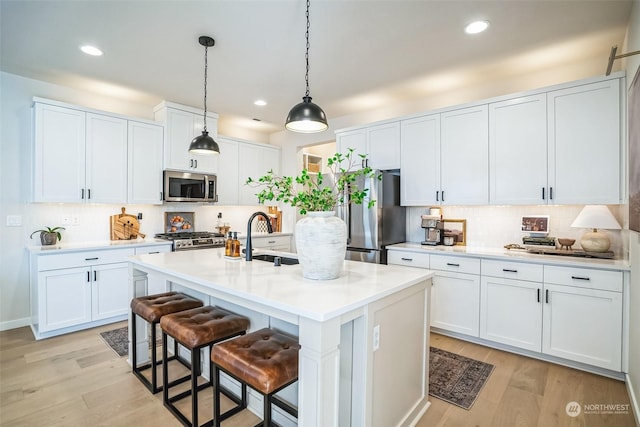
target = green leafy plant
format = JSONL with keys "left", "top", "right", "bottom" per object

{"left": 246, "top": 149, "right": 380, "bottom": 215}
{"left": 30, "top": 226, "right": 66, "bottom": 241}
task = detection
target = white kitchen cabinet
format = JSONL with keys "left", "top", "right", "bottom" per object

{"left": 336, "top": 121, "right": 401, "bottom": 170}
{"left": 30, "top": 247, "right": 136, "bottom": 339}
{"left": 154, "top": 102, "right": 219, "bottom": 174}
{"left": 480, "top": 260, "right": 544, "bottom": 352}
{"left": 400, "top": 114, "right": 440, "bottom": 206}
{"left": 33, "top": 102, "right": 86, "bottom": 202}
{"left": 128, "top": 120, "right": 164, "bottom": 204}
{"left": 215, "top": 136, "right": 240, "bottom": 205}
{"left": 542, "top": 266, "right": 623, "bottom": 371}
{"left": 439, "top": 105, "right": 489, "bottom": 205}
{"left": 429, "top": 255, "right": 481, "bottom": 336}
{"left": 489, "top": 94, "right": 548, "bottom": 205}
{"left": 547, "top": 79, "right": 622, "bottom": 204}
{"left": 238, "top": 142, "right": 281, "bottom": 205}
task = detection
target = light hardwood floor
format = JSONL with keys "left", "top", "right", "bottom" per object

{"left": 0, "top": 322, "right": 637, "bottom": 426}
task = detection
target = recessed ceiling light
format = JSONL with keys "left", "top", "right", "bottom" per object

{"left": 80, "top": 45, "right": 103, "bottom": 56}
{"left": 254, "top": 100, "right": 267, "bottom": 106}
{"left": 465, "top": 20, "right": 490, "bottom": 35}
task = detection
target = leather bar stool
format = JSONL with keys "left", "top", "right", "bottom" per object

{"left": 210, "top": 328, "right": 301, "bottom": 427}
{"left": 161, "top": 306, "right": 250, "bottom": 427}
{"left": 130, "top": 292, "right": 203, "bottom": 393}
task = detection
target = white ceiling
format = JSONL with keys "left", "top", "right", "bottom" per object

{"left": 0, "top": 0, "right": 633, "bottom": 135}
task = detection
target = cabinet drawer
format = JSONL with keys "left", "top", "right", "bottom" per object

{"left": 135, "top": 244, "right": 172, "bottom": 255}
{"left": 430, "top": 255, "right": 480, "bottom": 275}
{"left": 387, "top": 250, "right": 429, "bottom": 269}
{"left": 251, "top": 235, "right": 291, "bottom": 249}
{"left": 37, "top": 248, "right": 135, "bottom": 271}
{"left": 544, "top": 265, "right": 622, "bottom": 292}
{"left": 481, "top": 259, "right": 543, "bottom": 282}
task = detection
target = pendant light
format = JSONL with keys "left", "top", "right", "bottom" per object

{"left": 189, "top": 36, "right": 220, "bottom": 155}
{"left": 285, "top": 0, "right": 328, "bottom": 133}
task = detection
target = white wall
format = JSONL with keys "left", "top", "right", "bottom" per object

{"left": 623, "top": 0, "right": 640, "bottom": 422}
{"left": 0, "top": 72, "right": 269, "bottom": 329}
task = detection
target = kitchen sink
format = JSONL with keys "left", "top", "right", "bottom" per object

{"left": 251, "top": 253, "right": 299, "bottom": 265}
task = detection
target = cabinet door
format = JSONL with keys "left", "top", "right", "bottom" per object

{"left": 92, "top": 263, "right": 130, "bottom": 321}
{"left": 431, "top": 271, "right": 480, "bottom": 336}
{"left": 548, "top": 79, "right": 621, "bottom": 204}
{"left": 38, "top": 267, "right": 92, "bottom": 332}
{"left": 480, "top": 277, "right": 542, "bottom": 352}
{"left": 440, "top": 105, "right": 489, "bottom": 205}
{"left": 128, "top": 121, "right": 163, "bottom": 204}
{"left": 489, "top": 94, "right": 547, "bottom": 205}
{"left": 238, "top": 143, "right": 280, "bottom": 205}
{"left": 191, "top": 113, "right": 218, "bottom": 173}
{"left": 216, "top": 137, "right": 240, "bottom": 205}
{"left": 85, "top": 113, "right": 128, "bottom": 203}
{"left": 336, "top": 128, "right": 367, "bottom": 167}
{"left": 400, "top": 115, "right": 440, "bottom": 206}
{"left": 542, "top": 283, "right": 622, "bottom": 371}
{"left": 33, "top": 103, "right": 86, "bottom": 202}
{"left": 367, "top": 122, "right": 400, "bottom": 170}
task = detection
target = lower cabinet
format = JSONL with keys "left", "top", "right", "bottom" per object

{"left": 239, "top": 234, "right": 292, "bottom": 253}
{"left": 388, "top": 248, "right": 626, "bottom": 373}
{"left": 30, "top": 244, "right": 170, "bottom": 339}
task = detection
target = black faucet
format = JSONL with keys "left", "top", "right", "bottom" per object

{"left": 245, "top": 211, "right": 274, "bottom": 261}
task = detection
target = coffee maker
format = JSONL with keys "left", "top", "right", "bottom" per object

{"left": 421, "top": 214, "right": 444, "bottom": 245}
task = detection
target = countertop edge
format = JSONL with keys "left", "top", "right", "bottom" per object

{"left": 27, "top": 239, "right": 173, "bottom": 254}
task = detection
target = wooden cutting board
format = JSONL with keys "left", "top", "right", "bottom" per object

{"left": 110, "top": 207, "right": 145, "bottom": 240}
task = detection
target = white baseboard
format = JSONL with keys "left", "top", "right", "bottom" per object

{"left": 0, "top": 317, "right": 30, "bottom": 332}
{"left": 625, "top": 373, "right": 640, "bottom": 426}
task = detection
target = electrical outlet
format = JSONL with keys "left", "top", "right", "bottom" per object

{"left": 373, "top": 325, "right": 380, "bottom": 351}
{"left": 62, "top": 216, "right": 71, "bottom": 226}
{"left": 71, "top": 215, "right": 80, "bottom": 226}
{"left": 6, "top": 215, "right": 22, "bottom": 227}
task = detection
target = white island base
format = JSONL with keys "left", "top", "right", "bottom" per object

{"left": 128, "top": 248, "right": 433, "bottom": 427}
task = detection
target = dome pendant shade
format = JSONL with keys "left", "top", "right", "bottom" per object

{"left": 189, "top": 131, "right": 220, "bottom": 155}
{"left": 285, "top": 96, "right": 328, "bottom": 133}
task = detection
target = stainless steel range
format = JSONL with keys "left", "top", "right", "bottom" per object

{"left": 155, "top": 231, "right": 225, "bottom": 251}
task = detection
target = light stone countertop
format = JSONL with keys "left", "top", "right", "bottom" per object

{"left": 387, "top": 242, "right": 631, "bottom": 271}
{"left": 27, "top": 238, "right": 172, "bottom": 254}
{"left": 129, "top": 247, "right": 433, "bottom": 322}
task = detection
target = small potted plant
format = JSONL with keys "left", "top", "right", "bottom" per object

{"left": 246, "top": 149, "right": 379, "bottom": 280}
{"left": 30, "top": 226, "right": 65, "bottom": 246}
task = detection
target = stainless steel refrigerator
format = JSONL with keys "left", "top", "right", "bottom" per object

{"left": 332, "top": 170, "right": 406, "bottom": 264}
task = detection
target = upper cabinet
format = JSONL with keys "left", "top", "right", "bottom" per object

{"left": 336, "top": 121, "right": 400, "bottom": 170}
{"left": 33, "top": 99, "right": 163, "bottom": 204}
{"left": 400, "top": 114, "right": 440, "bottom": 206}
{"left": 215, "top": 136, "right": 240, "bottom": 205}
{"left": 547, "top": 80, "right": 621, "bottom": 204}
{"left": 489, "top": 94, "right": 548, "bottom": 205}
{"left": 238, "top": 142, "right": 281, "bottom": 205}
{"left": 153, "top": 101, "right": 219, "bottom": 174}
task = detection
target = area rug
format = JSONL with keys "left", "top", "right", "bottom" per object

{"left": 429, "top": 347, "right": 494, "bottom": 410}
{"left": 100, "top": 325, "right": 161, "bottom": 357}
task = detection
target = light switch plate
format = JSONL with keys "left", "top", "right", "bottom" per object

{"left": 6, "top": 215, "right": 22, "bottom": 227}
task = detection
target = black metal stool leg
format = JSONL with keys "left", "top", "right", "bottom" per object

{"left": 131, "top": 313, "right": 137, "bottom": 374}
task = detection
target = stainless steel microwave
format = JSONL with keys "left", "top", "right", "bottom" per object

{"left": 163, "top": 170, "right": 218, "bottom": 203}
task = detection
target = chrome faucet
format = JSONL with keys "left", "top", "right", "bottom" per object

{"left": 245, "top": 211, "right": 273, "bottom": 261}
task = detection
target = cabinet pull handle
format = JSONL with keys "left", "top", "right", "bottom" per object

{"left": 85, "top": 257, "right": 99, "bottom": 261}
{"left": 93, "top": 271, "right": 97, "bottom": 281}
{"left": 81, "top": 188, "right": 85, "bottom": 199}
{"left": 190, "top": 159, "right": 193, "bottom": 168}
{"left": 545, "top": 289, "right": 549, "bottom": 303}
{"left": 502, "top": 268, "right": 518, "bottom": 273}
{"left": 446, "top": 262, "right": 460, "bottom": 267}
{"left": 549, "top": 187, "right": 553, "bottom": 200}
{"left": 267, "top": 240, "right": 276, "bottom": 244}
{"left": 148, "top": 251, "right": 160, "bottom": 254}
{"left": 541, "top": 187, "right": 545, "bottom": 200}
{"left": 87, "top": 271, "right": 90, "bottom": 282}
{"left": 87, "top": 189, "right": 91, "bottom": 199}
{"left": 441, "top": 191, "right": 445, "bottom": 202}
{"left": 571, "top": 275, "right": 590, "bottom": 281}
{"left": 436, "top": 191, "right": 439, "bottom": 202}
{"left": 537, "top": 288, "right": 541, "bottom": 303}
{"left": 194, "top": 159, "right": 198, "bottom": 168}
{"left": 401, "top": 257, "right": 413, "bottom": 262}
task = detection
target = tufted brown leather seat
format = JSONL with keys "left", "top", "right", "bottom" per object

{"left": 160, "top": 306, "right": 250, "bottom": 427}
{"left": 130, "top": 292, "right": 203, "bottom": 394}
{"left": 211, "top": 328, "right": 300, "bottom": 427}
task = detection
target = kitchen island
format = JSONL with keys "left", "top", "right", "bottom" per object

{"left": 128, "top": 248, "right": 433, "bottom": 427}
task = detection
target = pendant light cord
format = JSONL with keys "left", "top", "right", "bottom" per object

{"left": 304, "top": 0, "right": 310, "bottom": 97}
{"left": 203, "top": 43, "right": 209, "bottom": 132}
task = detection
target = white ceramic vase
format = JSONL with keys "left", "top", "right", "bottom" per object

{"left": 295, "top": 211, "right": 347, "bottom": 280}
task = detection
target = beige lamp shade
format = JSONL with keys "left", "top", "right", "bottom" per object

{"left": 570, "top": 205, "right": 621, "bottom": 252}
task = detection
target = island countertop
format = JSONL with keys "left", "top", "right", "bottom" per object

{"left": 129, "top": 247, "right": 433, "bottom": 322}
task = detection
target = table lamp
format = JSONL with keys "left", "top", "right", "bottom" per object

{"left": 570, "top": 205, "right": 621, "bottom": 252}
